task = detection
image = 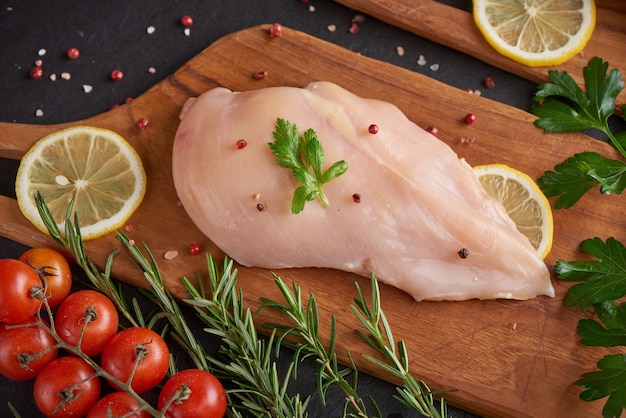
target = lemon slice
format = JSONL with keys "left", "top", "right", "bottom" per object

{"left": 473, "top": 164, "right": 553, "bottom": 259}
{"left": 473, "top": 0, "right": 596, "bottom": 67}
{"left": 16, "top": 126, "right": 146, "bottom": 240}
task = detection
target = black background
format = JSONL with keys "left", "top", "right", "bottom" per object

{"left": 0, "top": 0, "right": 553, "bottom": 416}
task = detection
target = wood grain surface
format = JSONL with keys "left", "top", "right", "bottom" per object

{"left": 335, "top": 0, "right": 626, "bottom": 111}
{"left": 0, "top": 26, "right": 623, "bottom": 417}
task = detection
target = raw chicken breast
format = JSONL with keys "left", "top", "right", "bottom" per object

{"left": 172, "top": 81, "right": 554, "bottom": 301}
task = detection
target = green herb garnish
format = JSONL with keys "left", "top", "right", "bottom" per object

{"left": 531, "top": 56, "right": 626, "bottom": 209}
{"left": 532, "top": 58, "right": 626, "bottom": 417}
{"left": 269, "top": 118, "right": 348, "bottom": 214}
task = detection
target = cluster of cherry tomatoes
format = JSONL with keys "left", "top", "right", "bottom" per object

{"left": 0, "top": 247, "right": 227, "bottom": 417}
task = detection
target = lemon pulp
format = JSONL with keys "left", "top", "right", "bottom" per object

{"left": 473, "top": 164, "right": 553, "bottom": 259}
{"left": 16, "top": 126, "right": 146, "bottom": 240}
{"left": 473, "top": 0, "right": 596, "bottom": 67}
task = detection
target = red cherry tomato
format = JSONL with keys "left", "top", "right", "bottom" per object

{"left": 0, "top": 258, "right": 43, "bottom": 323}
{"left": 19, "top": 247, "right": 72, "bottom": 308}
{"left": 101, "top": 327, "right": 170, "bottom": 394}
{"left": 33, "top": 356, "right": 101, "bottom": 418}
{"left": 158, "top": 369, "right": 227, "bottom": 418}
{"left": 0, "top": 317, "right": 58, "bottom": 380}
{"left": 86, "top": 391, "right": 150, "bottom": 418}
{"left": 55, "top": 289, "right": 119, "bottom": 356}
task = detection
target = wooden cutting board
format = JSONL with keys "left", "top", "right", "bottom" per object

{"left": 335, "top": 0, "right": 626, "bottom": 111}
{"left": 0, "top": 25, "right": 623, "bottom": 417}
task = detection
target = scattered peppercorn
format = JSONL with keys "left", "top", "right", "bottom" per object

{"left": 29, "top": 66, "right": 43, "bottom": 79}
{"left": 368, "top": 124, "right": 379, "bottom": 134}
{"left": 352, "top": 193, "right": 361, "bottom": 203}
{"left": 180, "top": 15, "right": 193, "bottom": 27}
{"left": 254, "top": 69, "right": 268, "bottom": 80}
{"left": 189, "top": 243, "right": 200, "bottom": 255}
{"left": 269, "top": 23, "right": 282, "bottom": 37}
{"left": 483, "top": 77, "right": 495, "bottom": 88}
{"left": 256, "top": 203, "right": 265, "bottom": 212}
{"left": 110, "top": 69, "right": 124, "bottom": 81}
{"left": 137, "top": 118, "right": 149, "bottom": 129}
{"left": 236, "top": 139, "right": 248, "bottom": 149}
{"left": 426, "top": 126, "right": 438, "bottom": 136}
{"left": 464, "top": 113, "right": 476, "bottom": 125}
{"left": 66, "top": 47, "right": 80, "bottom": 59}
{"left": 458, "top": 248, "right": 470, "bottom": 259}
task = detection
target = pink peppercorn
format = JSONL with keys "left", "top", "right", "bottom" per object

{"left": 269, "top": 23, "right": 282, "bottom": 37}
{"left": 352, "top": 193, "right": 361, "bottom": 203}
{"left": 254, "top": 69, "right": 268, "bottom": 79}
{"left": 110, "top": 69, "right": 124, "bottom": 81}
{"left": 189, "top": 243, "right": 200, "bottom": 255}
{"left": 464, "top": 113, "right": 476, "bottom": 125}
{"left": 483, "top": 77, "right": 495, "bottom": 88}
{"left": 29, "top": 66, "right": 43, "bottom": 79}
{"left": 236, "top": 139, "right": 248, "bottom": 149}
{"left": 66, "top": 47, "right": 80, "bottom": 59}
{"left": 348, "top": 22, "right": 360, "bottom": 34}
{"left": 426, "top": 126, "right": 438, "bottom": 136}
{"left": 137, "top": 118, "right": 149, "bottom": 129}
{"left": 180, "top": 15, "right": 193, "bottom": 27}
{"left": 368, "top": 124, "right": 379, "bottom": 134}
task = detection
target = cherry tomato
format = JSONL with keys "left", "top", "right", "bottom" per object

{"left": 101, "top": 327, "right": 170, "bottom": 394}
{"left": 55, "top": 289, "right": 119, "bottom": 356}
{"left": 158, "top": 369, "right": 227, "bottom": 418}
{"left": 33, "top": 356, "right": 101, "bottom": 418}
{"left": 19, "top": 247, "right": 72, "bottom": 308}
{"left": 86, "top": 391, "right": 150, "bottom": 418}
{"left": 0, "top": 317, "right": 58, "bottom": 380}
{"left": 0, "top": 258, "right": 43, "bottom": 323}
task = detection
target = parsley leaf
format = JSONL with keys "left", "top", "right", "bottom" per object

{"left": 574, "top": 354, "right": 626, "bottom": 418}
{"left": 538, "top": 152, "right": 626, "bottom": 209}
{"left": 532, "top": 57, "right": 624, "bottom": 140}
{"left": 269, "top": 118, "right": 348, "bottom": 214}
{"left": 556, "top": 237, "right": 626, "bottom": 311}
{"left": 531, "top": 57, "right": 626, "bottom": 208}
{"left": 578, "top": 302, "right": 626, "bottom": 347}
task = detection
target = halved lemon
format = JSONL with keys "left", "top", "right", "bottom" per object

{"left": 16, "top": 126, "right": 146, "bottom": 240}
{"left": 473, "top": 164, "right": 553, "bottom": 259}
{"left": 473, "top": 0, "right": 596, "bottom": 67}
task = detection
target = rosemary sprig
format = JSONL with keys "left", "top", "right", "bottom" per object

{"left": 351, "top": 275, "right": 448, "bottom": 418}
{"left": 34, "top": 192, "right": 139, "bottom": 328}
{"left": 182, "top": 256, "right": 310, "bottom": 418}
{"left": 116, "top": 231, "right": 210, "bottom": 372}
{"left": 260, "top": 275, "right": 377, "bottom": 418}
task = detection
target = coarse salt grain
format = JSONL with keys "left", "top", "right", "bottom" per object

{"left": 83, "top": 84, "right": 93, "bottom": 93}
{"left": 61, "top": 72, "right": 71, "bottom": 80}
{"left": 37, "top": 48, "right": 46, "bottom": 56}
{"left": 35, "top": 109, "right": 44, "bottom": 117}
{"left": 34, "top": 59, "right": 43, "bottom": 67}
{"left": 49, "top": 73, "right": 57, "bottom": 81}
{"left": 396, "top": 46, "right": 405, "bottom": 56}
{"left": 148, "top": 67, "right": 156, "bottom": 74}
{"left": 417, "top": 55, "right": 426, "bottom": 66}
{"left": 327, "top": 24, "right": 336, "bottom": 32}
{"left": 163, "top": 250, "right": 179, "bottom": 260}
{"left": 146, "top": 26, "right": 156, "bottom": 34}
{"left": 309, "top": 5, "right": 315, "bottom": 12}
{"left": 184, "top": 27, "right": 191, "bottom": 36}
{"left": 429, "top": 63, "right": 439, "bottom": 71}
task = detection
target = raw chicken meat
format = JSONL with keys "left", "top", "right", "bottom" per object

{"left": 172, "top": 81, "right": 554, "bottom": 301}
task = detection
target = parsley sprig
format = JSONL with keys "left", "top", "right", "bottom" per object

{"left": 269, "top": 118, "right": 348, "bottom": 214}
{"left": 531, "top": 57, "right": 626, "bottom": 209}
{"left": 532, "top": 58, "right": 626, "bottom": 417}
